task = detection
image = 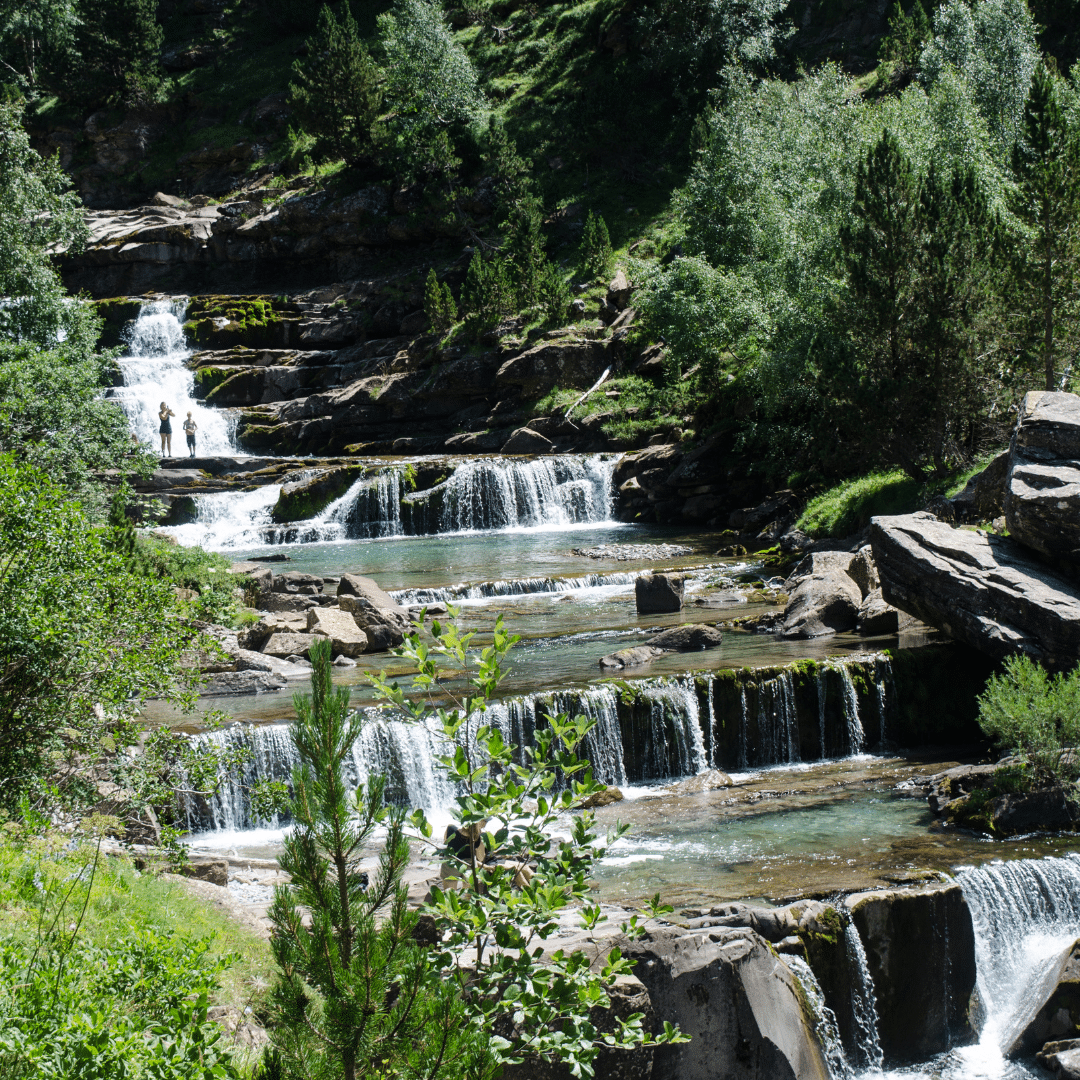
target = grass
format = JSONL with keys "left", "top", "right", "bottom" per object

{"left": 0, "top": 832, "right": 273, "bottom": 1015}
{"left": 796, "top": 457, "right": 1003, "bottom": 539}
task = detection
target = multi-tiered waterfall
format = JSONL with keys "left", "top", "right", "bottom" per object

{"left": 113, "top": 299, "right": 236, "bottom": 455}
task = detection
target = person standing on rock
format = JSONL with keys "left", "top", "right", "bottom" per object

{"left": 183, "top": 412, "right": 198, "bottom": 458}
{"left": 159, "top": 402, "right": 175, "bottom": 457}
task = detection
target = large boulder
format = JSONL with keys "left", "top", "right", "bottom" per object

{"left": 262, "top": 632, "right": 316, "bottom": 658}
{"left": 1005, "top": 391, "right": 1080, "bottom": 566}
{"left": 1009, "top": 937, "right": 1080, "bottom": 1056}
{"left": 201, "top": 670, "right": 289, "bottom": 694}
{"left": 273, "top": 570, "right": 324, "bottom": 594}
{"left": 622, "top": 927, "right": 830, "bottom": 1080}
{"left": 870, "top": 512, "right": 1080, "bottom": 667}
{"left": 648, "top": 624, "right": 723, "bottom": 651}
{"left": 846, "top": 883, "right": 977, "bottom": 1061}
{"left": 337, "top": 573, "right": 410, "bottom": 648}
{"left": 598, "top": 645, "right": 666, "bottom": 670}
{"left": 501, "top": 427, "right": 554, "bottom": 455}
{"left": 942, "top": 450, "right": 1010, "bottom": 523}
{"left": 635, "top": 573, "right": 684, "bottom": 614}
{"left": 495, "top": 337, "right": 611, "bottom": 398}
{"left": 780, "top": 551, "right": 864, "bottom": 639}
{"left": 306, "top": 607, "right": 368, "bottom": 658}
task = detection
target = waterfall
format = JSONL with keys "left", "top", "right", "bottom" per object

{"left": 786, "top": 955, "right": 851, "bottom": 1080}
{"left": 392, "top": 570, "right": 643, "bottom": 605}
{"left": 835, "top": 665, "right": 866, "bottom": 755}
{"left": 956, "top": 856, "right": 1080, "bottom": 1057}
{"left": 757, "top": 671, "right": 801, "bottom": 765}
{"left": 738, "top": 685, "right": 749, "bottom": 770}
{"left": 817, "top": 669, "right": 828, "bottom": 760}
{"left": 845, "top": 921, "right": 885, "bottom": 1072}
{"left": 113, "top": 299, "right": 236, "bottom": 455}
{"left": 163, "top": 483, "right": 282, "bottom": 550}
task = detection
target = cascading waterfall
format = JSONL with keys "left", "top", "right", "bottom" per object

{"left": 738, "top": 686, "right": 749, "bottom": 770}
{"left": 757, "top": 671, "right": 801, "bottom": 765}
{"left": 956, "top": 856, "right": 1080, "bottom": 1057}
{"left": 845, "top": 921, "right": 885, "bottom": 1072}
{"left": 112, "top": 299, "right": 237, "bottom": 455}
{"left": 393, "top": 570, "right": 643, "bottom": 605}
{"left": 163, "top": 484, "right": 282, "bottom": 550}
{"left": 787, "top": 955, "right": 851, "bottom": 1080}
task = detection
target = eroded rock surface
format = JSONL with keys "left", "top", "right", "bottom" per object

{"left": 1010, "top": 937, "right": 1080, "bottom": 1056}
{"left": 870, "top": 512, "right": 1080, "bottom": 667}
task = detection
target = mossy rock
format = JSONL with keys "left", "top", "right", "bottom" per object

{"left": 271, "top": 465, "right": 366, "bottom": 523}
{"left": 184, "top": 295, "right": 301, "bottom": 349}
{"left": 164, "top": 496, "right": 199, "bottom": 526}
{"left": 191, "top": 366, "right": 234, "bottom": 399}
{"left": 94, "top": 297, "right": 143, "bottom": 348}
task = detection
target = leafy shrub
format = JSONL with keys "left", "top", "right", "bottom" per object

{"left": 977, "top": 655, "right": 1080, "bottom": 784}
{"left": 132, "top": 534, "right": 240, "bottom": 625}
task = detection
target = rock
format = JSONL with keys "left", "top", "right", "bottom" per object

{"left": 780, "top": 552, "right": 863, "bottom": 639}
{"left": 598, "top": 645, "right": 667, "bottom": 670}
{"left": 846, "top": 883, "right": 977, "bottom": 1061}
{"left": 201, "top": 670, "right": 288, "bottom": 695}
{"left": 495, "top": 337, "right": 611, "bottom": 398}
{"left": 569, "top": 298, "right": 586, "bottom": 321}
{"left": 696, "top": 900, "right": 835, "bottom": 945}
{"left": 944, "top": 450, "right": 1010, "bottom": 523}
{"left": 259, "top": 593, "right": 320, "bottom": 613}
{"left": 306, "top": 607, "right": 368, "bottom": 658}
{"left": 847, "top": 545, "right": 879, "bottom": 596}
{"left": 622, "top": 927, "right": 831, "bottom": 1080}
{"left": 870, "top": 512, "right": 1080, "bottom": 667}
{"left": 635, "top": 573, "right": 684, "bottom": 614}
{"left": 180, "top": 857, "right": 229, "bottom": 888}
{"left": 648, "top": 624, "right": 723, "bottom": 651}
{"left": 337, "top": 574, "right": 410, "bottom": 648}
{"left": 607, "top": 269, "right": 632, "bottom": 309}
{"left": 1005, "top": 391, "right": 1080, "bottom": 566}
{"left": 272, "top": 465, "right": 366, "bottom": 523}
{"left": 579, "top": 787, "right": 625, "bottom": 808}
{"left": 1010, "top": 937, "right": 1080, "bottom": 1056}
{"left": 1038, "top": 1038, "right": 1080, "bottom": 1078}
{"left": 501, "top": 426, "right": 554, "bottom": 455}
{"left": 332, "top": 654, "right": 357, "bottom": 667}
{"left": 857, "top": 588, "right": 900, "bottom": 635}
{"left": 988, "top": 786, "right": 1080, "bottom": 835}
{"left": 273, "top": 570, "right": 324, "bottom": 594}
{"left": 262, "top": 632, "right": 316, "bottom": 658}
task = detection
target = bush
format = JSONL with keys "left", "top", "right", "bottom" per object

{"left": 977, "top": 655, "right": 1080, "bottom": 784}
{"left": 131, "top": 533, "right": 241, "bottom": 626}
{"left": 796, "top": 470, "right": 920, "bottom": 537}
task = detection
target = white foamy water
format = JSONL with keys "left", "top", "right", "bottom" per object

{"left": 163, "top": 484, "right": 282, "bottom": 548}
{"left": 113, "top": 299, "right": 237, "bottom": 456}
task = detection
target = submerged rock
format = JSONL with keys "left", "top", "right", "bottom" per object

{"left": 597, "top": 625, "right": 723, "bottom": 669}
{"left": 870, "top": 512, "right": 1080, "bottom": 667}
{"left": 598, "top": 645, "right": 666, "bottom": 670}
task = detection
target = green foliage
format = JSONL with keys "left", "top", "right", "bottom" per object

{"left": 977, "top": 655, "right": 1080, "bottom": 784}
{"left": 1008, "top": 64, "right": 1080, "bottom": 391}
{"left": 539, "top": 262, "right": 570, "bottom": 324}
{"left": 0, "top": 458, "right": 195, "bottom": 816}
{"left": 69, "top": 0, "right": 164, "bottom": 106}
{"left": 460, "top": 249, "right": 512, "bottom": 334}
{"left": 502, "top": 196, "right": 548, "bottom": 309}
{"left": 879, "top": 0, "right": 931, "bottom": 65}
{"left": 290, "top": 4, "right": 382, "bottom": 167}
{"left": 265, "top": 638, "right": 475, "bottom": 1080}
{"left": 580, "top": 211, "right": 612, "bottom": 278}
{"left": 797, "top": 470, "right": 921, "bottom": 537}
{"left": 424, "top": 268, "right": 458, "bottom": 335}
{"left": 0, "top": 0, "right": 76, "bottom": 94}
{"left": 369, "top": 610, "right": 687, "bottom": 1078}
{"left": 130, "top": 534, "right": 240, "bottom": 626}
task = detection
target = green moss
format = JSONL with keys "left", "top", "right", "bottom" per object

{"left": 192, "top": 366, "right": 233, "bottom": 397}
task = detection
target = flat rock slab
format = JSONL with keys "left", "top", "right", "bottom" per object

{"left": 870, "top": 512, "right": 1080, "bottom": 667}
{"left": 201, "top": 670, "right": 287, "bottom": 695}
{"left": 571, "top": 544, "right": 694, "bottom": 561}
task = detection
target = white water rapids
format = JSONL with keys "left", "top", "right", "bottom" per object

{"left": 112, "top": 299, "right": 237, "bottom": 456}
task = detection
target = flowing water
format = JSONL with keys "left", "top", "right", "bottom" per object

{"left": 112, "top": 299, "right": 237, "bottom": 455}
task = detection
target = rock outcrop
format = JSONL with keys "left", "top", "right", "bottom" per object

{"left": 635, "top": 573, "right": 684, "bottom": 614}
{"left": 622, "top": 927, "right": 831, "bottom": 1080}
{"left": 779, "top": 551, "right": 864, "bottom": 638}
{"left": 846, "top": 883, "right": 977, "bottom": 1061}
{"left": 337, "top": 573, "right": 411, "bottom": 647}
{"left": 870, "top": 512, "right": 1080, "bottom": 667}
{"left": 1004, "top": 391, "right": 1080, "bottom": 568}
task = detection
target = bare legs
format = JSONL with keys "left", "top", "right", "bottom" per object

{"left": 160, "top": 433, "right": 172, "bottom": 456}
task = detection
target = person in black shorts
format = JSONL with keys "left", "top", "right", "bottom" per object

{"left": 158, "top": 402, "right": 175, "bottom": 457}
{"left": 183, "top": 412, "right": 197, "bottom": 458}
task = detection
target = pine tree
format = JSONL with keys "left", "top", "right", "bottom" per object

{"left": 1009, "top": 65, "right": 1080, "bottom": 391}
{"left": 264, "top": 638, "right": 475, "bottom": 1080}
{"left": 879, "top": 0, "right": 930, "bottom": 66}
{"left": 503, "top": 196, "right": 547, "bottom": 310}
{"left": 581, "top": 211, "right": 612, "bottom": 278}
{"left": 70, "top": 0, "right": 163, "bottom": 106}
{"left": 424, "top": 268, "right": 457, "bottom": 335}
{"left": 539, "top": 263, "right": 570, "bottom": 325}
{"left": 440, "top": 281, "right": 458, "bottom": 328}
{"left": 289, "top": 4, "right": 382, "bottom": 166}
{"left": 460, "top": 250, "right": 486, "bottom": 323}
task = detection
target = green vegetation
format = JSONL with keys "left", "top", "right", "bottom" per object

{"left": 797, "top": 471, "right": 925, "bottom": 537}
{"left": 131, "top": 532, "right": 242, "bottom": 626}
{"left": 977, "top": 654, "right": 1080, "bottom": 784}
{"left": 0, "top": 831, "right": 271, "bottom": 1077}
{"left": 423, "top": 267, "right": 458, "bottom": 336}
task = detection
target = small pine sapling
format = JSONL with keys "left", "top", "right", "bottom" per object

{"left": 539, "top": 263, "right": 570, "bottom": 325}
{"left": 581, "top": 211, "right": 612, "bottom": 279}
{"left": 424, "top": 268, "right": 449, "bottom": 334}
{"left": 263, "top": 638, "right": 477, "bottom": 1080}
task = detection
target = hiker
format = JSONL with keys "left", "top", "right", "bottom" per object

{"left": 158, "top": 402, "right": 175, "bottom": 457}
{"left": 183, "top": 412, "right": 198, "bottom": 458}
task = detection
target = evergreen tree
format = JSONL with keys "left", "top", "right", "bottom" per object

{"left": 879, "top": 0, "right": 930, "bottom": 65}
{"left": 1009, "top": 65, "right": 1080, "bottom": 391}
{"left": 70, "top": 0, "right": 163, "bottom": 106}
{"left": 581, "top": 211, "right": 612, "bottom": 278}
{"left": 423, "top": 268, "right": 457, "bottom": 334}
{"left": 440, "top": 281, "right": 457, "bottom": 328}
{"left": 290, "top": 5, "right": 382, "bottom": 167}
{"left": 539, "top": 263, "right": 570, "bottom": 324}
{"left": 460, "top": 250, "right": 510, "bottom": 334}
{"left": 264, "top": 638, "right": 476, "bottom": 1080}
{"left": 503, "top": 196, "right": 546, "bottom": 310}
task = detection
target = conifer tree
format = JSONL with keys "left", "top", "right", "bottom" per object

{"left": 581, "top": 211, "right": 612, "bottom": 278}
{"left": 71, "top": 0, "right": 162, "bottom": 105}
{"left": 879, "top": 0, "right": 930, "bottom": 66}
{"left": 264, "top": 638, "right": 476, "bottom": 1080}
{"left": 440, "top": 281, "right": 457, "bottom": 329}
{"left": 503, "top": 196, "right": 547, "bottom": 310}
{"left": 1009, "top": 65, "right": 1080, "bottom": 391}
{"left": 424, "top": 268, "right": 457, "bottom": 335}
{"left": 290, "top": 4, "right": 382, "bottom": 166}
